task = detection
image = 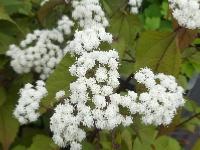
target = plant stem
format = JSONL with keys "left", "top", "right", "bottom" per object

{"left": 175, "top": 112, "right": 200, "bottom": 128}
{"left": 111, "top": 129, "right": 120, "bottom": 150}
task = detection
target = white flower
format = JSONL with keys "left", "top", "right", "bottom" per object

{"left": 65, "top": 28, "right": 112, "bottom": 55}
{"left": 169, "top": 0, "right": 200, "bottom": 29}
{"left": 95, "top": 67, "right": 108, "bottom": 82}
{"left": 134, "top": 67, "right": 156, "bottom": 89}
{"left": 93, "top": 95, "right": 107, "bottom": 108}
{"left": 13, "top": 80, "right": 47, "bottom": 124}
{"left": 50, "top": 100, "right": 87, "bottom": 148}
{"left": 72, "top": 0, "right": 109, "bottom": 29}
{"left": 70, "top": 141, "right": 82, "bottom": 150}
{"left": 134, "top": 68, "right": 185, "bottom": 125}
{"left": 7, "top": 16, "right": 74, "bottom": 80}
{"left": 55, "top": 90, "right": 66, "bottom": 101}
{"left": 47, "top": 0, "right": 185, "bottom": 149}
{"left": 128, "top": 0, "right": 143, "bottom": 14}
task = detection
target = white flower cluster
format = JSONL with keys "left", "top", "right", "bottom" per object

{"left": 134, "top": 68, "right": 185, "bottom": 125}
{"left": 50, "top": 49, "right": 138, "bottom": 148}
{"left": 9, "top": 0, "right": 185, "bottom": 149}
{"left": 49, "top": 0, "right": 185, "bottom": 149}
{"left": 6, "top": 16, "right": 74, "bottom": 80}
{"left": 72, "top": 0, "right": 109, "bottom": 29}
{"left": 13, "top": 80, "right": 47, "bottom": 125}
{"left": 128, "top": 0, "right": 143, "bottom": 14}
{"left": 169, "top": 0, "right": 200, "bottom": 29}
{"left": 65, "top": 28, "right": 112, "bottom": 55}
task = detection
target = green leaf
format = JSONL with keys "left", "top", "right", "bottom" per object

{"left": 0, "top": 5, "right": 23, "bottom": 41}
{"left": 178, "top": 75, "right": 187, "bottom": 89}
{"left": 0, "top": 86, "right": 6, "bottom": 106}
{"left": 181, "top": 62, "right": 195, "bottom": 78}
{"left": 154, "top": 136, "right": 181, "bottom": 150}
{"left": 99, "top": 131, "right": 112, "bottom": 150}
{"left": 121, "top": 129, "right": 132, "bottom": 150}
{"left": 109, "top": 12, "right": 141, "bottom": 58}
{"left": 0, "top": 56, "right": 8, "bottom": 68}
{"left": 0, "top": 32, "right": 15, "bottom": 54}
{"left": 14, "top": 127, "right": 47, "bottom": 147}
{"left": 161, "top": 1, "right": 169, "bottom": 17}
{"left": 0, "top": 73, "right": 33, "bottom": 150}
{"left": 100, "top": 141, "right": 112, "bottom": 150}
{"left": 0, "top": 100, "right": 19, "bottom": 150}
{"left": 144, "top": 17, "right": 161, "bottom": 30}
{"left": 135, "top": 31, "right": 181, "bottom": 76}
{"left": 133, "top": 126, "right": 157, "bottom": 150}
{"left": 133, "top": 138, "right": 152, "bottom": 150}
{"left": 184, "top": 100, "right": 200, "bottom": 113}
{"left": 101, "top": 0, "right": 127, "bottom": 17}
{"left": 40, "top": 55, "right": 75, "bottom": 113}
{"left": 12, "top": 145, "right": 26, "bottom": 150}
{"left": 144, "top": 4, "right": 161, "bottom": 18}
{"left": 0, "top": 0, "right": 32, "bottom": 16}
{"left": 138, "top": 126, "right": 157, "bottom": 145}
{"left": 0, "top": 5, "right": 20, "bottom": 30}
{"left": 37, "top": 0, "right": 66, "bottom": 26}
{"left": 28, "top": 135, "right": 58, "bottom": 150}
{"left": 82, "top": 141, "right": 96, "bottom": 150}
{"left": 0, "top": 5, "right": 15, "bottom": 23}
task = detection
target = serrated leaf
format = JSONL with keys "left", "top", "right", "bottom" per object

{"left": 40, "top": 55, "right": 75, "bottom": 113}
{"left": 28, "top": 135, "right": 58, "bottom": 150}
{"left": 136, "top": 31, "right": 181, "bottom": 76}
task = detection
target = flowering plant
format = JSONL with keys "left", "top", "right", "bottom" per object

{"left": 0, "top": 0, "right": 200, "bottom": 150}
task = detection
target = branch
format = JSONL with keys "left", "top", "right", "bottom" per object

{"left": 122, "top": 59, "right": 135, "bottom": 63}
{"left": 125, "top": 51, "right": 135, "bottom": 60}
{"left": 111, "top": 129, "right": 120, "bottom": 150}
{"left": 175, "top": 112, "right": 200, "bottom": 128}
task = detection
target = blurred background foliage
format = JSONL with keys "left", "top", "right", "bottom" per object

{"left": 0, "top": 0, "right": 200, "bottom": 150}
